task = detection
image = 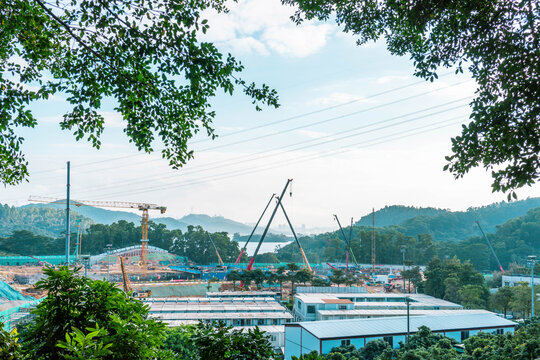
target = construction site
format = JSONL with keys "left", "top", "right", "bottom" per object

{"left": 1, "top": 176, "right": 416, "bottom": 339}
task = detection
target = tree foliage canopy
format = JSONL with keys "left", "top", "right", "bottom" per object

{"left": 283, "top": 0, "right": 540, "bottom": 196}
{"left": 0, "top": 0, "right": 279, "bottom": 185}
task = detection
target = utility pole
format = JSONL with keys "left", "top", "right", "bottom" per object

{"left": 65, "top": 161, "right": 70, "bottom": 265}
{"left": 106, "top": 244, "right": 112, "bottom": 281}
{"left": 406, "top": 296, "right": 410, "bottom": 349}
{"left": 527, "top": 255, "right": 537, "bottom": 317}
{"left": 371, "top": 208, "right": 375, "bottom": 273}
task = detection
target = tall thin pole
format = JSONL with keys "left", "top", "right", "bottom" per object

{"left": 107, "top": 244, "right": 112, "bottom": 281}
{"left": 371, "top": 208, "right": 375, "bottom": 272}
{"left": 65, "top": 161, "right": 70, "bottom": 265}
{"left": 406, "top": 297, "right": 410, "bottom": 349}
{"left": 532, "top": 265, "right": 535, "bottom": 317}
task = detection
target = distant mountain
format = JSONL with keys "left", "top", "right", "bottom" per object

{"left": 356, "top": 205, "right": 446, "bottom": 227}
{"left": 0, "top": 204, "right": 91, "bottom": 238}
{"left": 7, "top": 203, "right": 251, "bottom": 236}
{"left": 151, "top": 217, "right": 189, "bottom": 231}
{"left": 179, "top": 214, "right": 253, "bottom": 234}
{"left": 356, "top": 198, "right": 540, "bottom": 242}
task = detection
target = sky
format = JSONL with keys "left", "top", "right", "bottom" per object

{"left": 2, "top": 0, "right": 539, "bottom": 232}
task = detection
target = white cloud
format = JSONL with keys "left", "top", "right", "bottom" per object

{"left": 262, "top": 23, "right": 333, "bottom": 58}
{"left": 201, "top": 0, "right": 333, "bottom": 58}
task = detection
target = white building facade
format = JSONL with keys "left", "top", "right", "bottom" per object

{"left": 284, "top": 312, "right": 515, "bottom": 360}
{"left": 293, "top": 293, "right": 463, "bottom": 322}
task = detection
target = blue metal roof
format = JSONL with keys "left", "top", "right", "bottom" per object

{"left": 294, "top": 312, "right": 515, "bottom": 339}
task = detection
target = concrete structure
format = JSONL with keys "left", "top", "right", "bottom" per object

{"left": 145, "top": 297, "right": 293, "bottom": 327}
{"left": 207, "top": 291, "right": 280, "bottom": 300}
{"left": 502, "top": 274, "right": 540, "bottom": 287}
{"left": 284, "top": 312, "right": 516, "bottom": 360}
{"left": 296, "top": 286, "right": 367, "bottom": 294}
{"left": 293, "top": 293, "right": 462, "bottom": 322}
{"left": 145, "top": 297, "right": 292, "bottom": 351}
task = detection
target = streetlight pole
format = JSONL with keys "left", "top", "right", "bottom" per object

{"left": 527, "top": 255, "right": 537, "bottom": 318}
{"left": 106, "top": 244, "right": 112, "bottom": 282}
{"left": 406, "top": 296, "right": 410, "bottom": 349}
{"left": 81, "top": 255, "right": 90, "bottom": 278}
{"left": 401, "top": 245, "right": 407, "bottom": 294}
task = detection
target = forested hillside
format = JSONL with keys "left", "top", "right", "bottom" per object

{"left": 0, "top": 221, "right": 245, "bottom": 264}
{"left": 275, "top": 207, "right": 540, "bottom": 271}
{"left": 357, "top": 198, "right": 540, "bottom": 242}
{"left": 356, "top": 205, "right": 446, "bottom": 227}
{"left": 0, "top": 204, "right": 91, "bottom": 238}
{"left": 11, "top": 204, "right": 251, "bottom": 235}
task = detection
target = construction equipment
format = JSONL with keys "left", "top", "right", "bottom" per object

{"left": 207, "top": 232, "right": 224, "bottom": 266}
{"left": 277, "top": 199, "right": 312, "bottom": 272}
{"left": 246, "top": 179, "right": 293, "bottom": 272}
{"left": 326, "top": 263, "right": 338, "bottom": 271}
{"left": 119, "top": 256, "right": 151, "bottom": 298}
{"left": 475, "top": 221, "right": 504, "bottom": 272}
{"left": 234, "top": 193, "right": 276, "bottom": 265}
{"left": 29, "top": 195, "right": 166, "bottom": 276}
{"left": 333, "top": 214, "right": 358, "bottom": 270}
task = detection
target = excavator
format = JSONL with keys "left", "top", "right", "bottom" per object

{"left": 120, "top": 256, "right": 151, "bottom": 298}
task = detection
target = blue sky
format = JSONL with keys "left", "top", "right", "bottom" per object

{"left": 2, "top": 0, "right": 538, "bottom": 231}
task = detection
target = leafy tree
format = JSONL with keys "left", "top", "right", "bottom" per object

{"left": 56, "top": 325, "right": 112, "bottom": 360}
{"left": 0, "top": 326, "right": 21, "bottom": 360}
{"left": 490, "top": 287, "right": 514, "bottom": 317}
{"left": 459, "top": 285, "right": 488, "bottom": 309}
{"left": 0, "top": 0, "right": 278, "bottom": 185}
{"left": 362, "top": 339, "right": 391, "bottom": 360}
{"left": 226, "top": 270, "right": 241, "bottom": 289}
{"left": 422, "top": 257, "right": 488, "bottom": 308}
{"left": 295, "top": 268, "right": 314, "bottom": 286}
{"left": 292, "top": 351, "right": 325, "bottom": 360}
{"left": 402, "top": 266, "right": 422, "bottom": 291}
{"left": 161, "top": 326, "right": 198, "bottom": 359}
{"left": 311, "top": 277, "right": 330, "bottom": 287}
{"left": 19, "top": 266, "right": 168, "bottom": 360}
{"left": 283, "top": 0, "right": 540, "bottom": 196}
{"left": 329, "top": 269, "right": 347, "bottom": 287}
{"left": 509, "top": 283, "right": 539, "bottom": 317}
{"left": 170, "top": 225, "right": 241, "bottom": 264}
{"left": 190, "top": 322, "right": 276, "bottom": 360}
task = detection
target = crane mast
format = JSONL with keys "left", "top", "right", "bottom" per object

{"left": 475, "top": 221, "right": 504, "bottom": 272}
{"left": 29, "top": 195, "right": 166, "bottom": 276}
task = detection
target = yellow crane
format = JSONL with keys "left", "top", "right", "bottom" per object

{"left": 28, "top": 195, "right": 166, "bottom": 276}
{"left": 120, "top": 256, "right": 151, "bottom": 298}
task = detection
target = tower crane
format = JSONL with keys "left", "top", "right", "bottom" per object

{"left": 28, "top": 195, "right": 166, "bottom": 276}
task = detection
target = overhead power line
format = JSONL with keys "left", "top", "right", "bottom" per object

{"left": 83, "top": 115, "right": 466, "bottom": 199}
{"left": 62, "top": 98, "right": 471, "bottom": 198}
{"left": 29, "top": 72, "right": 465, "bottom": 177}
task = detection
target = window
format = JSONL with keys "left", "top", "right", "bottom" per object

{"left": 341, "top": 339, "right": 350, "bottom": 346}
{"left": 307, "top": 305, "right": 316, "bottom": 314}
{"left": 258, "top": 319, "right": 265, "bottom": 325}
{"left": 383, "top": 336, "right": 393, "bottom": 348}
{"left": 297, "top": 301, "right": 302, "bottom": 310}
{"left": 272, "top": 319, "right": 278, "bottom": 325}
{"left": 461, "top": 331, "right": 470, "bottom": 341}
{"left": 496, "top": 329, "right": 504, "bottom": 335}
{"left": 339, "top": 305, "right": 347, "bottom": 310}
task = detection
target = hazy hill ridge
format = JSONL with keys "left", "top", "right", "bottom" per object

{"left": 3, "top": 203, "right": 251, "bottom": 237}
{"left": 356, "top": 198, "right": 540, "bottom": 242}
